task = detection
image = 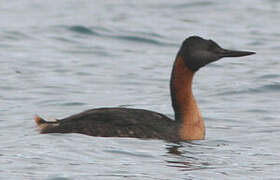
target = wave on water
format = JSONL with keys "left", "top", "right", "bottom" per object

{"left": 213, "top": 82, "right": 280, "bottom": 96}
{"left": 68, "top": 25, "right": 99, "bottom": 36}
{"left": 1, "top": 31, "right": 33, "bottom": 41}
{"left": 52, "top": 25, "right": 176, "bottom": 47}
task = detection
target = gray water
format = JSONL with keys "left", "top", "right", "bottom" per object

{"left": 1, "top": 0, "right": 280, "bottom": 179}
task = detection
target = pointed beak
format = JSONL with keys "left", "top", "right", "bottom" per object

{"left": 219, "top": 48, "right": 255, "bottom": 58}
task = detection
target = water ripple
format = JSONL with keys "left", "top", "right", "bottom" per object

{"left": 113, "top": 35, "right": 164, "bottom": 45}
{"left": 68, "top": 25, "right": 99, "bottom": 36}
{"left": 54, "top": 25, "right": 175, "bottom": 47}
{"left": 214, "top": 82, "right": 280, "bottom": 96}
{"left": 259, "top": 74, "right": 280, "bottom": 79}
{"left": 174, "top": 1, "right": 215, "bottom": 8}
{"left": 2, "top": 31, "right": 33, "bottom": 41}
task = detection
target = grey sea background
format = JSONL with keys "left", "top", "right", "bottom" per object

{"left": 1, "top": 0, "right": 279, "bottom": 179}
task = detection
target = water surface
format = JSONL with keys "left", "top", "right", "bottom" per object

{"left": 1, "top": 0, "right": 280, "bottom": 179}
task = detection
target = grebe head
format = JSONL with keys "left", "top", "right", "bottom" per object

{"left": 178, "top": 36, "right": 255, "bottom": 71}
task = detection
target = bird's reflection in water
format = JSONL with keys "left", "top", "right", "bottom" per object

{"left": 166, "top": 143, "right": 183, "bottom": 155}
{"left": 165, "top": 142, "right": 212, "bottom": 171}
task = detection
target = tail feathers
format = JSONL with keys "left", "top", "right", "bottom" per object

{"left": 34, "top": 115, "right": 59, "bottom": 133}
{"left": 34, "top": 115, "right": 47, "bottom": 125}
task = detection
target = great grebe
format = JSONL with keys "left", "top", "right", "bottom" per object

{"left": 34, "top": 36, "right": 255, "bottom": 141}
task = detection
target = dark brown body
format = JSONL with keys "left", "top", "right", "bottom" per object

{"left": 36, "top": 108, "right": 180, "bottom": 141}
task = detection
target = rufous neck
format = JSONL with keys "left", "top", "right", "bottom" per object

{"left": 170, "top": 56, "right": 205, "bottom": 140}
